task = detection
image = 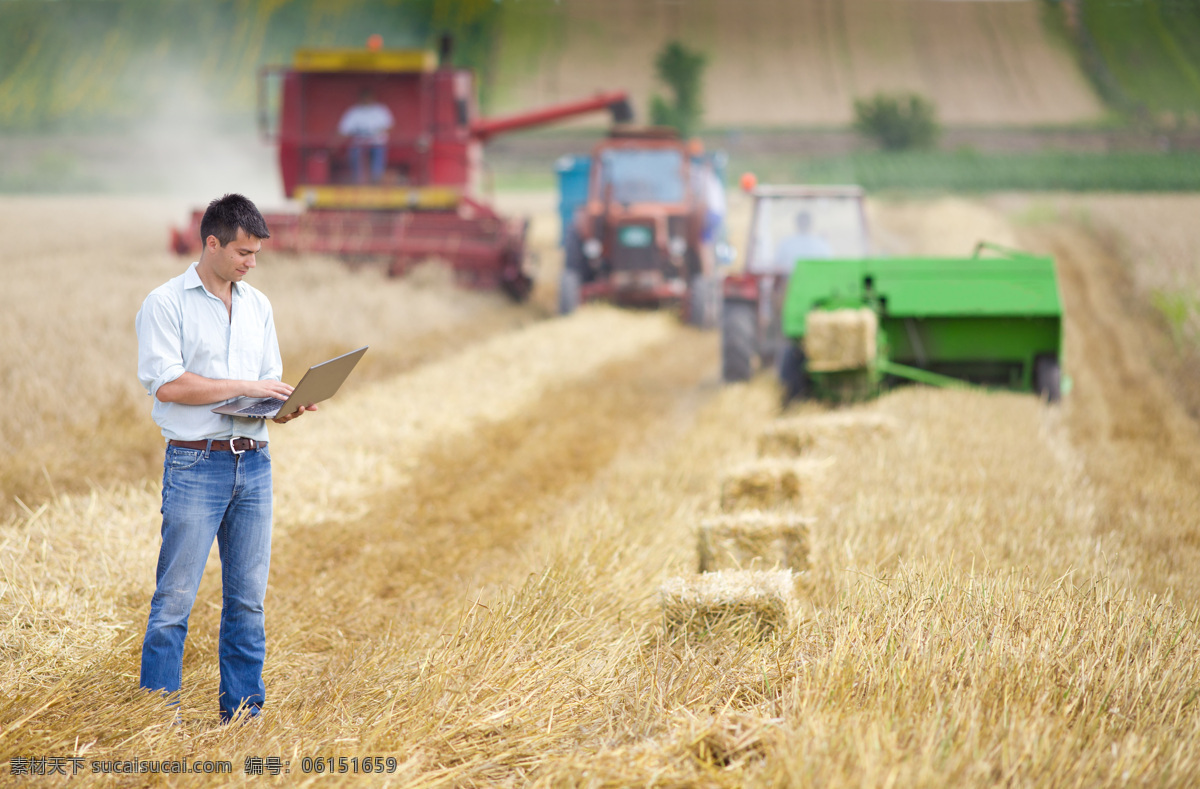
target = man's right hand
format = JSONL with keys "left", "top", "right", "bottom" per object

{"left": 242, "top": 379, "right": 294, "bottom": 401}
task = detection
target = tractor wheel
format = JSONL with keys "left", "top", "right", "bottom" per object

{"left": 688, "top": 274, "right": 720, "bottom": 329}
{"left": 502, "top": 274, "right": 533, "bottom": 302}
{"left": 559, "top": 228, "right": 585, "bottom": 316}
{"left": 721, "top": 300, "right": 757, "bottom": 382}
{"left": 779, "top": 342, "right": 810, "bottom": 405}
{"left": 559, "top": 268, "right": 582, "bottom": 316}
{"left": 500, "top": 263, "right": 533, "bottom": 302}
{"left": 761, "top": 294, "right": 784, "bottom": 367}
{"left": 1034, "top": 354, "right": 1062, "bottom": 403}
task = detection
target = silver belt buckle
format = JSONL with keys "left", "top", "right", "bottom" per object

{"left": 231, "top": 437, "right": 250, "bottom": 456}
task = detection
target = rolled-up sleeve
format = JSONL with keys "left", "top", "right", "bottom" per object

{"left": 136, "top": 291, "right": 186, "bottom": 398}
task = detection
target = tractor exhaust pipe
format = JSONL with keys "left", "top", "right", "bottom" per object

{"left": 609, "top": 97, "right": 634, "bottom": 124}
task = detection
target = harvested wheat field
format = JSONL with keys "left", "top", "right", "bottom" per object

{"left": 3, "top": 193, "right": 1200, "bottom": 786}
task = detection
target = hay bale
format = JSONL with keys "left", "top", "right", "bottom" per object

{"left": 757, "top": 411, "right": 896, "bottom": 457}
{"left": 660, "top": 570, "right": 798, "bottom": 638}
{"left": 698, "top": 511, "right": 812, "bottom": 572}
{"left": 804, "top": 308, "right": 877, "bottom": 372}
{"left": 719, "top": 459, "right": 823, "bottom": 512}
{"left": 755, "top": 422, "right": 818, "bottom": 458}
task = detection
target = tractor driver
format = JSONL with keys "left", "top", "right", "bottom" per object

{"left": 774, "top": 210, "right": 833, "bottom": 271}
{"left": 338, "top": 88, "right": 395, "bottom": 184}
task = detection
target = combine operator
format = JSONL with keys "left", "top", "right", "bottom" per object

{"left": 338, "top": 88, "right": 395, "bottom": 184}
{"left": 135, "top": 193, "right": 316, "bottom": 723}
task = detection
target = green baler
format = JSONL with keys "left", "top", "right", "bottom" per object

{"left": 780, "top": 243, "right": 1066, "bottom": 402}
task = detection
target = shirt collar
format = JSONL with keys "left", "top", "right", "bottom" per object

{"left": 183, "top": 262, "right": 203, "bottom": 290}
{"left": 183, "top": 261, "right": 243, "bottom": 297}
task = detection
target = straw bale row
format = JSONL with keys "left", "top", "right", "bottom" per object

{"left": 757, "top": 411, "right": 897, "bottom": 457}
{"left": 719, "top": 458, "right": 827, "bottom": 512}
{"left": 698, "top": 511, "right": 812, "bottom": 573}
{"left": 660, "top": 570, "right": 800, "bottom": 638}
{"left": 660, "top": 392, "right": 894, "bottom": 638}
{"left": 660, "top": 458, "right": 823, "bottom": 638}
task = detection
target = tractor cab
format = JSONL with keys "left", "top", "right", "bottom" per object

{"left": 743, "top": 186, "right": 870, "bottom": 275}
{"left": 594, "top": 139, "right": 689, "bottom": 205}
{"left": 721, "top": 185, "right": 869, "bottom": 381}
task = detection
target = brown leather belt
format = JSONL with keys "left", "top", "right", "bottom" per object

{"left": 168, "top": 438, "right": 266, "bottom": 453}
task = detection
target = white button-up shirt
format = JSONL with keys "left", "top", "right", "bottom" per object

{"left": 136, "top": 262, "right": 282, "bottom": 442}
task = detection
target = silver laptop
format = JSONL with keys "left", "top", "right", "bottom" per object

{"left": 212, "top": 346, "right": 368, "bottom": 419}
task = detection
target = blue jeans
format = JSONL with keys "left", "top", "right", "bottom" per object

{"left": 140, "top": 443, "right": 273, "bottom": 722}
{"left": 348, "top": 142, "right": 386, "bottom": 183}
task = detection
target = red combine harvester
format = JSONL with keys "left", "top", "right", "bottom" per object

{"left": 170, "top": 41, "right": 631, "bottom": 300}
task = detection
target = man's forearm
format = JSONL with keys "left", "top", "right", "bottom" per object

{"left": 155, "top": 373, "right": 250, "bottom": 405}
{"left": 155, "top": 372, "right": 285, "bottom": 405}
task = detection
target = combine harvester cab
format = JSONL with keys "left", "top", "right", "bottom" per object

{"left": 555, "top": 129, "right": 730, "bottom": 326}
{"left": 170, "top": 39, "right": 631, "bottom": 301}
{"left": 779, "top": 241, "right": 1067, "bottom": 403}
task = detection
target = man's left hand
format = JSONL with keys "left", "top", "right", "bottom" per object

{"left": 273, "top": 403, "right": 318, "bottom": 424}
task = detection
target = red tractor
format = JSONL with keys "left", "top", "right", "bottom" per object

{"left": 170, "top": 39, "right": 631, "bottom": 301}
{"left": 557, "top": 128, "right": 727, "bottom": 326}
{"left": 720, "top": 183, "right": 870, "bottom": 381}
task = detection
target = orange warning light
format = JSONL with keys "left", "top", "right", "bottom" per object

{"left": 367, "top": 34, "right": 383, "bottom": 51}
{"left": 739, "top": 172, "right": 758, "bottom": 193}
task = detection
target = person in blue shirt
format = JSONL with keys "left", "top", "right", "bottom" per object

{"left": 773, "top": 210, "right": 833, "bottom": 271}
{"left": 338, "top": 89, "right": 395, "bottom": 184}
{"left": 135, "top": 193, "right": 315, "bottom": 724}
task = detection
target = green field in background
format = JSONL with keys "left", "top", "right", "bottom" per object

{"left": 490, "top": 150, "right": 1200, "bottom": 194}
{"left": 778, "top": 150, "right": 1200, "bottom": 192}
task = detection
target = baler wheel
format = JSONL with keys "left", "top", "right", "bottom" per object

{"left": 1034, "top": 354, "right": 1062, "bottom": 403}
{"left": 721, "top": 300, "right": 757, "bottom": 381}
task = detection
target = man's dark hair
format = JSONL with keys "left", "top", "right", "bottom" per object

{"left": 199, "top": 193, "right": 270, "bottom": 247}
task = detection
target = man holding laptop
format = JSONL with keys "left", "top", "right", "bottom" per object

{"left": 135, "top": 193, "right": 314, "bottom": 723}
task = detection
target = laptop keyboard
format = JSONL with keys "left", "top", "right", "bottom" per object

{"left": 235, "top": 398, "right": 284, "bottom": 416}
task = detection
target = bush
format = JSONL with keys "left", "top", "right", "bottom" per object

{"left": 853, "top": 93, "right": 940, "bottom": 151}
